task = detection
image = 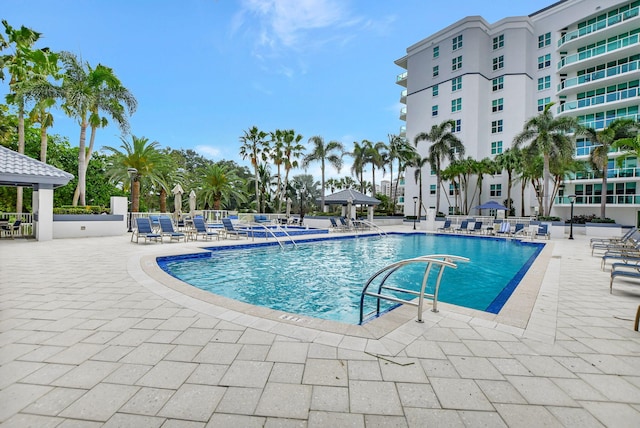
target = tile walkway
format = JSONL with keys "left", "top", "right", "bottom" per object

{"left": 1, "top": 226, "right": 639, "bottom": 427}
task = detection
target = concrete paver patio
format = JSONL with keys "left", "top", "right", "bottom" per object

{"left": 1, "top": 227, "right": 639, "bottom": 427}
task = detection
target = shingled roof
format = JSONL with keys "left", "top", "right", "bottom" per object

{"left": 0, "top": 145, "right": 74, "bottom": 188}
{"left": 321, "top": 189, "right": 380, "bottom": 205}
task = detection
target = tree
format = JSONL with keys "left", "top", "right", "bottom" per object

{"left": 364, "top": 140, "right": 387, "bottom": 197}
{"left": 348, "top": 141, "right": 367, "bottom": 194}
{"left": 414, "top": 120, "right": 464, "bottom": 215}
{"left": 494, "top": 148, "right": 522, "bottom": 217}
{"left": 585, "top": 118, "right": 635, "bottom": 219}
{"left": 407, "top": 154, "right": 430, "bottom": 219}
{"left": 387, "top": 134, "right": 415, "bottom": 214}
{"left": 302, "top": 135, "right": 343, "bottom": 211}
{"left": 280, "top": 129, "right": 304, "bottom": 213}
{"left": 290, "top": 174, "right": 320, "bottom": 222}
{"left": 199, "top": 163, "right": 247, "bottom": 210}
{"left": 239, "top": 126, "right": 268, "bottom": 212}
{"left": 60, "top": 51, "right": 137, "bottom": 206}
{"left": 513, "top": 103, "right": 579, "bottom": 216}
{"left": 103, "top": 135, "right": 164, "bottom": 212}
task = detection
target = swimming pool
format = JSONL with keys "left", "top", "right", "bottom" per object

{"left": 158, "top": 234, "right": 543, "bottom": 325}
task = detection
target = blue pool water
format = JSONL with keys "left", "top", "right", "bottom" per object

{"left": 158, "top": 234, "right": 543, "bottom": 325}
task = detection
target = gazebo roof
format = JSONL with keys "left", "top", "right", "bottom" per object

{"left": 321, "top": 189, "right": 381, "bottom": 206}
{"left": 0, "top": 146, "right": 74, "bottom": 189}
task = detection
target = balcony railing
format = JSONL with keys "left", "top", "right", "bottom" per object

{"left": 557, "top": 33, "right": 639, "bottom": 70}
{"left": 578, "top": 113, "right": 639, "bottom": 130}
{"left": 557, "top": 86, "right": 638, "bottom": 114}
{"left": 557, "top": 6, "right": 639, "bottom": 48}
{"left": 396, "top": 71, "right": 408, "bottom": 82}
{"left": 566, "top": 167, "right": 640, "bottom": 180}
{"left": 555, "top": 194, "right": 640, "bottom": 205}
{"left": 558, "top": 59, "right": 640, "bottom": 92}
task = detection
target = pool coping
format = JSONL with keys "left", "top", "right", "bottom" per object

{"left": 134, "top": 231, "right": 554, "bottom": 340}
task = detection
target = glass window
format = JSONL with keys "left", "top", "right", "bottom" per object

{"left": 452, "top": 35, "right": 463, "bottom": 51}
{"left": 490, "top": 184, "right": 502, "bottom": 197}
{"left": 492, "top": 55, "right": 504, "bottom": 71}
{"left": 491, "top": 119, "right": 503, "bottom": 133}
{"left": 538, "top": 32, "right": 551, "bottom": 48}
{"left": 432, "top": 105, "right": 438, "bottom": 116}
{"left": 493, "top": 34, "right": 504, "bottom": 50}
{"left": 432, "top": 84, "right": 439, "bottom": 96}
{"left": 433, "top": 65, "right": 439, "bottom": 77}
{"left": 492, "top": 76, "right": 504, "bottom": 91}
{"left": 537, "top": 75, "right": 551, "bottom": 90}
{"left": 433, "top": 46, "right": 439, "bottom": 58}
{"left": 453, "top": 119, "right": 461, "bottom": 132}
{"left": 492, "top": 98, "right": 504, "bottom": 112}
{"left": 491, "top": 141, "right": 503, "bottom": 155}
{"left": 538, "top": 53, "right": 551, "bottom": 69}
{"left": 537, "top": 97, "right": 551, "bottom": 112}
{"left": 452, "top": 76, "right": 462, "bottom": 91}
{"left": 430, "top": 185, "right": 436, "bottom": 195}
{"left": 451, "top": 98, "right": 462, "bottom": 112}
{"left": 452, "top": 56, "right": 462, "bottom": 71}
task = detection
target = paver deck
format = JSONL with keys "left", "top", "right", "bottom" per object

{"left": 1, "top": 226, "right": 639, "bottom": 427}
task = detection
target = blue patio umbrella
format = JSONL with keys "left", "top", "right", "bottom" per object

{"left": 473, "top": 200, "right": 508, "bottom": 211}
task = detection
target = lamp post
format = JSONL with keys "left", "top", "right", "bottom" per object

{"left": 413, "top": 196, "right": 418, "bottom": 230}
{"left": 568, "top": 194, "right": 576, "bottom": 240}
{"left": 127, "top": 167, "right": 138, "bottom": 233}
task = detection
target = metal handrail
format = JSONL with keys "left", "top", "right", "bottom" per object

{"left": 359, "top": 254, "right": 469, "bottom": 324}
{"left": 353, "top": 219, "right": 387, "bottom": 236}
{"left": 248, "top": 222, "right": 298, "bottom": 248}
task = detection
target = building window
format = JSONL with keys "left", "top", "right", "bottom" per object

{"left": 492, "top": 76, "right": 504, "bottom": 91}
{"left": 453, "top": 119, "right": 461, "bottom": 132}
{"left": 452, "top": 35, "right": 463, "bottom": 51}
{"left": 537, "top": 75, "right": 551, "bottom": 90}
{"left": 492, "top": 98, "right": 503, "bottom": 112}
{"left": 451, "top": 98, "right": 462, "bottom": 112}
{"left": 493, "top": 34, "right": 504, "bottom": 50}
{"left": 449, "top": 183, "right": 457, "bottom": 196}
{"left": 491, "top": 141, "right": 503, "bottom": 155}
{"left": 538, "top": 32, "right": 551, "bottom": 48}
{"left": 492, "top": 55, "right": 504, "bottom": 71}
{"left": 538, "top": 53, "right": 551, "bottom": 69}
{"left": 537, "top": 97, "right": 551, "bottom": 112}
{"left": 432, "top": 105, "right": 438, "bottom": 116}
{"left": 433, "top": 46, "right": 439, "bottom": 58}
{"left": 452, "top": 56, "right": 462, "bottom": 71}
{"left": 430, "top": 185, "right": 436, "bottom": 195}
{"left": 491, "top": 119, "right": 503, "bottom": 133}
{"left": 490, "top": 184, "right": 502, "bottom": 197}
{"left": 432, "top": 84, "right": 439, "bottom": 96}
{"left": 433, "top": 65, "right": 439, "bottom": 77}
{"left": 451, "top": 76, "right": 462, "bottom": 92}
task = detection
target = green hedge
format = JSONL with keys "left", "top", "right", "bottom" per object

{"left": 53, "top": 206, "right": 109, "bottom": 215}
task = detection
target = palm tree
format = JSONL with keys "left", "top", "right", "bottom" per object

{"left": 414, "top": 120, "right": 464, "bottom": 215}
{"left": 348, "top": 141, "right": 367, "bottom": 194}
{"left": 302, "top": 136, "right": 344, "bottom": 211}
{"left": 494, "top": 148, "right": 522, "bottom": 216}
{"left": 269, "top": 130, "right": 285, "bottom": 211}
{"left": 364, "top": 140, "right": 387, "bottom": 197}
{"left": 280, "top": 130, "right": 304, "bottom": 212}
{"left": 387, "top": 134, "right": 413, "bottom": 214}
{"left": 407, "top": 154, "right": 430, "bottom": 220}
{"left": 584, "top": 118, "right": 635, "bottom": 219}
{"left": 199, "top": 164, "right": 247, "bottom": 210}
{"left": 513, "top": 103, "right": 579, "bottom": 216}
{"left": 239, "top": 126, "right": 268, "bottom": 212}
{"left": 103, "top": 135, "right": 164, "bottom": 212}
{"left": 60, "top": 52, "right": 137, "bottom": 206}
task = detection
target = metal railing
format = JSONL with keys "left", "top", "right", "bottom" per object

{"left": 566, "top": 167, "right": 640, "bottom": 179}
{"left": 557, "top": 6, "right": 639, "bottom": 48}
{"left": 557, "top": 86, "right": 639, "bottom": 114}
{"left": 558, "top": 59, "right": 640, "bottom": 92}
{"left": 555, "top": 194, "right": 640, "bottom": 205}
{"left": 557, "top": 33, "right": 639, "bottom": 70}
{"left": 578, "top": 112, "right": 639, "bottom": 130}
{"left": 359, "top": 254, "right": 469, "bottom": 324}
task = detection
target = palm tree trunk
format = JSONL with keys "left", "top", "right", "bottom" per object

{"left": 16, "top": 108, "right": 25, "bottom": 213}
{"left": 543, "top": 153, "right": 551, "bottom": 216}
{"left": 40, "top": 124, "right": 48, "bottom": 163}
{"left": 132, "top": 179, "right": 140, "bottom": 212}
{"left": 73, "top": 123, "right": 88, "bottom": 206}
{"left": 435, "top": 172, "right": 441, "bottom": 215}
{"left": 601, "top": 167, "right": 608, "bottom": 219}
{"left": 159, "top": 188, "right": 167, "bottom": 213}
{"left": 506, "top": 172, "right": 512, "bottom": 217}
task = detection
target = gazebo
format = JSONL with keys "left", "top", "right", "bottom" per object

{"left": 321, "top": 189, "right": 381, "bottom": 222}
{"left": 0, "top": 146, "right": 74, "bottom": 241}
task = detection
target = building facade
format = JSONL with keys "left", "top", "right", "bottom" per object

{"left": 396, "top": 0, "right": 640, "bottom": 225}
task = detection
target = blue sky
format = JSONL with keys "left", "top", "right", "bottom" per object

{"left": 3, "top": 0, "right": 553, "bottom": 180}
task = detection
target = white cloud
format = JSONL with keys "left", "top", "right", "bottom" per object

{"left": 195, "top": 145, "right": 221, "bottom": 159}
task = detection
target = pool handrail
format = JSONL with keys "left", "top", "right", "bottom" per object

{"left": 249, "top": 222, "right": 298, "bottom": 248}
{"left": 359, "top": 254, "right": 469, "bottom": 325}
{"left": 353, "top": 219, "right": 387, "bottom": 236}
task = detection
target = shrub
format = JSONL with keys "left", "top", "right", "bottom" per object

{"left": 53, "top": 206, "right": 109, "bottom": 215}
{"left": 539, "top": 216, "right": 561, "bottom": 221}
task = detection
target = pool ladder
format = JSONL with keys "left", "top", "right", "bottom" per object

{"left": 359, "top": 254, "right": 469, "bottom": 325}
{"left": 250, "top": 222, "right": 298, "bottom": 248}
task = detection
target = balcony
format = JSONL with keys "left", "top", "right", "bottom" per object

{"left": 396, "top": 71, "right": 407, "bottom": 87}
{"left": 399, "top": 125, "right": 406, "bottom": 137}
{"left": 557, "top": 59, "right": 640, "bottom": 95}
{"left": 400, "top": 89, "right": 407, "bottom": 103}
{"left": 400, "top": 107, "right": 407, "bottom": 121}
{"left": 554, "top": 194, "right": 640, "bottom": 205}
{"left": 557, "top": 33, "right": 639, "bottom": 73}
{"left": 578, "top": 112, "right": 639, "bottom": 131}
{"left": 557, "top": 86, "right": 639, "bottom": 115}
{"left": 557, "top": 6, "right": 639, "bottom": 50}
{"left": 566, "top": 166, "right": 640, "bottom": 180}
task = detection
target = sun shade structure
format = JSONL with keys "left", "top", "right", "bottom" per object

{"left": 0, "top": 146, "right": 74, "bottom": 241}
{"left": 321, "top": 189, "right": 381, "bottom": 206}
{"left": 473, "top": 200, "right": 508, "bottom": 211}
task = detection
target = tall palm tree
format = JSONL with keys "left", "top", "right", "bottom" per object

{"left": 269, "top": 130, "right": 285, "bottom": 211}
{"left": 585, "top": 118, "right": 635, "bottom": 219}
{"left": 199, "top": 164, "right": 247, "bottom": 210}
{"left": 364, "top": 140, "right": 387, "bottom": 196}
{"left": 302, "top": 136, "right": 344, "bottom": 211}
{"left": 239, "top": 126, "right": 268, "bottom": 212}
{"left": 407, "top": 154, "right": 430, "bottom": 220}
{"left": 60, "top": 52, "right": 137, "bottom": 206}
{"left": 387, "top": 134, "right": 413, "bottom": 214}
{"left": 494, "top": 148, "right": 522, "bottom": 216}
{"left": 513, "top": 103, "right": 579, "bottom": 216}
{"left": 414, "top": 120, "right": 464, "bottom": 215}
{"left": 348, "top": 141, "right": 367, "bottom": 194}
{"left": 280, "top": 129, "right": 304, "bottom": 212}
{"left": 103, "top": 135, "right": 164, "bottom": 212}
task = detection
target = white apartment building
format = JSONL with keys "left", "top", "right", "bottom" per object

{"left": 396, "top": 0, "right": 640, "bottom": 225}
{"left": 380, "top": 178, "right": 406, "bottom": 213}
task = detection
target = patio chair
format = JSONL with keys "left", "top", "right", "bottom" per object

{"left": 131, "top": 217, "right": 162, "bottom": 244}
{"left": 512, "top": 223, "right": 526, "bottom": 237}
{"left": 437, "top": 219, "right": 452, "bottom": 232}
{"left": 591, "top": 230, "right": 640, "bottom": 255}
{"left": 590, "top": 227, "right": 637, "bottom": 247}
{"left": 535, "top": 224, "right": 550, "bottom": 240}
{"left": 496, "top": 221, "right": 511, "bottom": 235}
{"left": 0, "top": 219, "right": 21, "bottom": 239}
{"left": 329, "top": 217, "right": 346, "bottom": 232}
{"left": 193, "top": 217, "right": 220, "bottom": 241}
{"left": 470, "top": 221, "right": 483, "bottom": 234}
{"left": 159, "top": 216, "right": 187, "bottom": 242}
{"left": 454, "top": 220, "right": 469, "bottom": 234}
{"left": 222, "top": 218, "right": 250, "bottom": 239}
{"left": 610, "top": 262, "right": 640, "bottom": 294}
{"left": 339, "top": 217, "right": 353, "bottom": 231}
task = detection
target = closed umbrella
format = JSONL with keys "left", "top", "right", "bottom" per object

{"left": 172, "top": 184, "right": 184, "bottom": 220}
{"left": 189, "top": 190, "right": 197, "bottom": 216}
